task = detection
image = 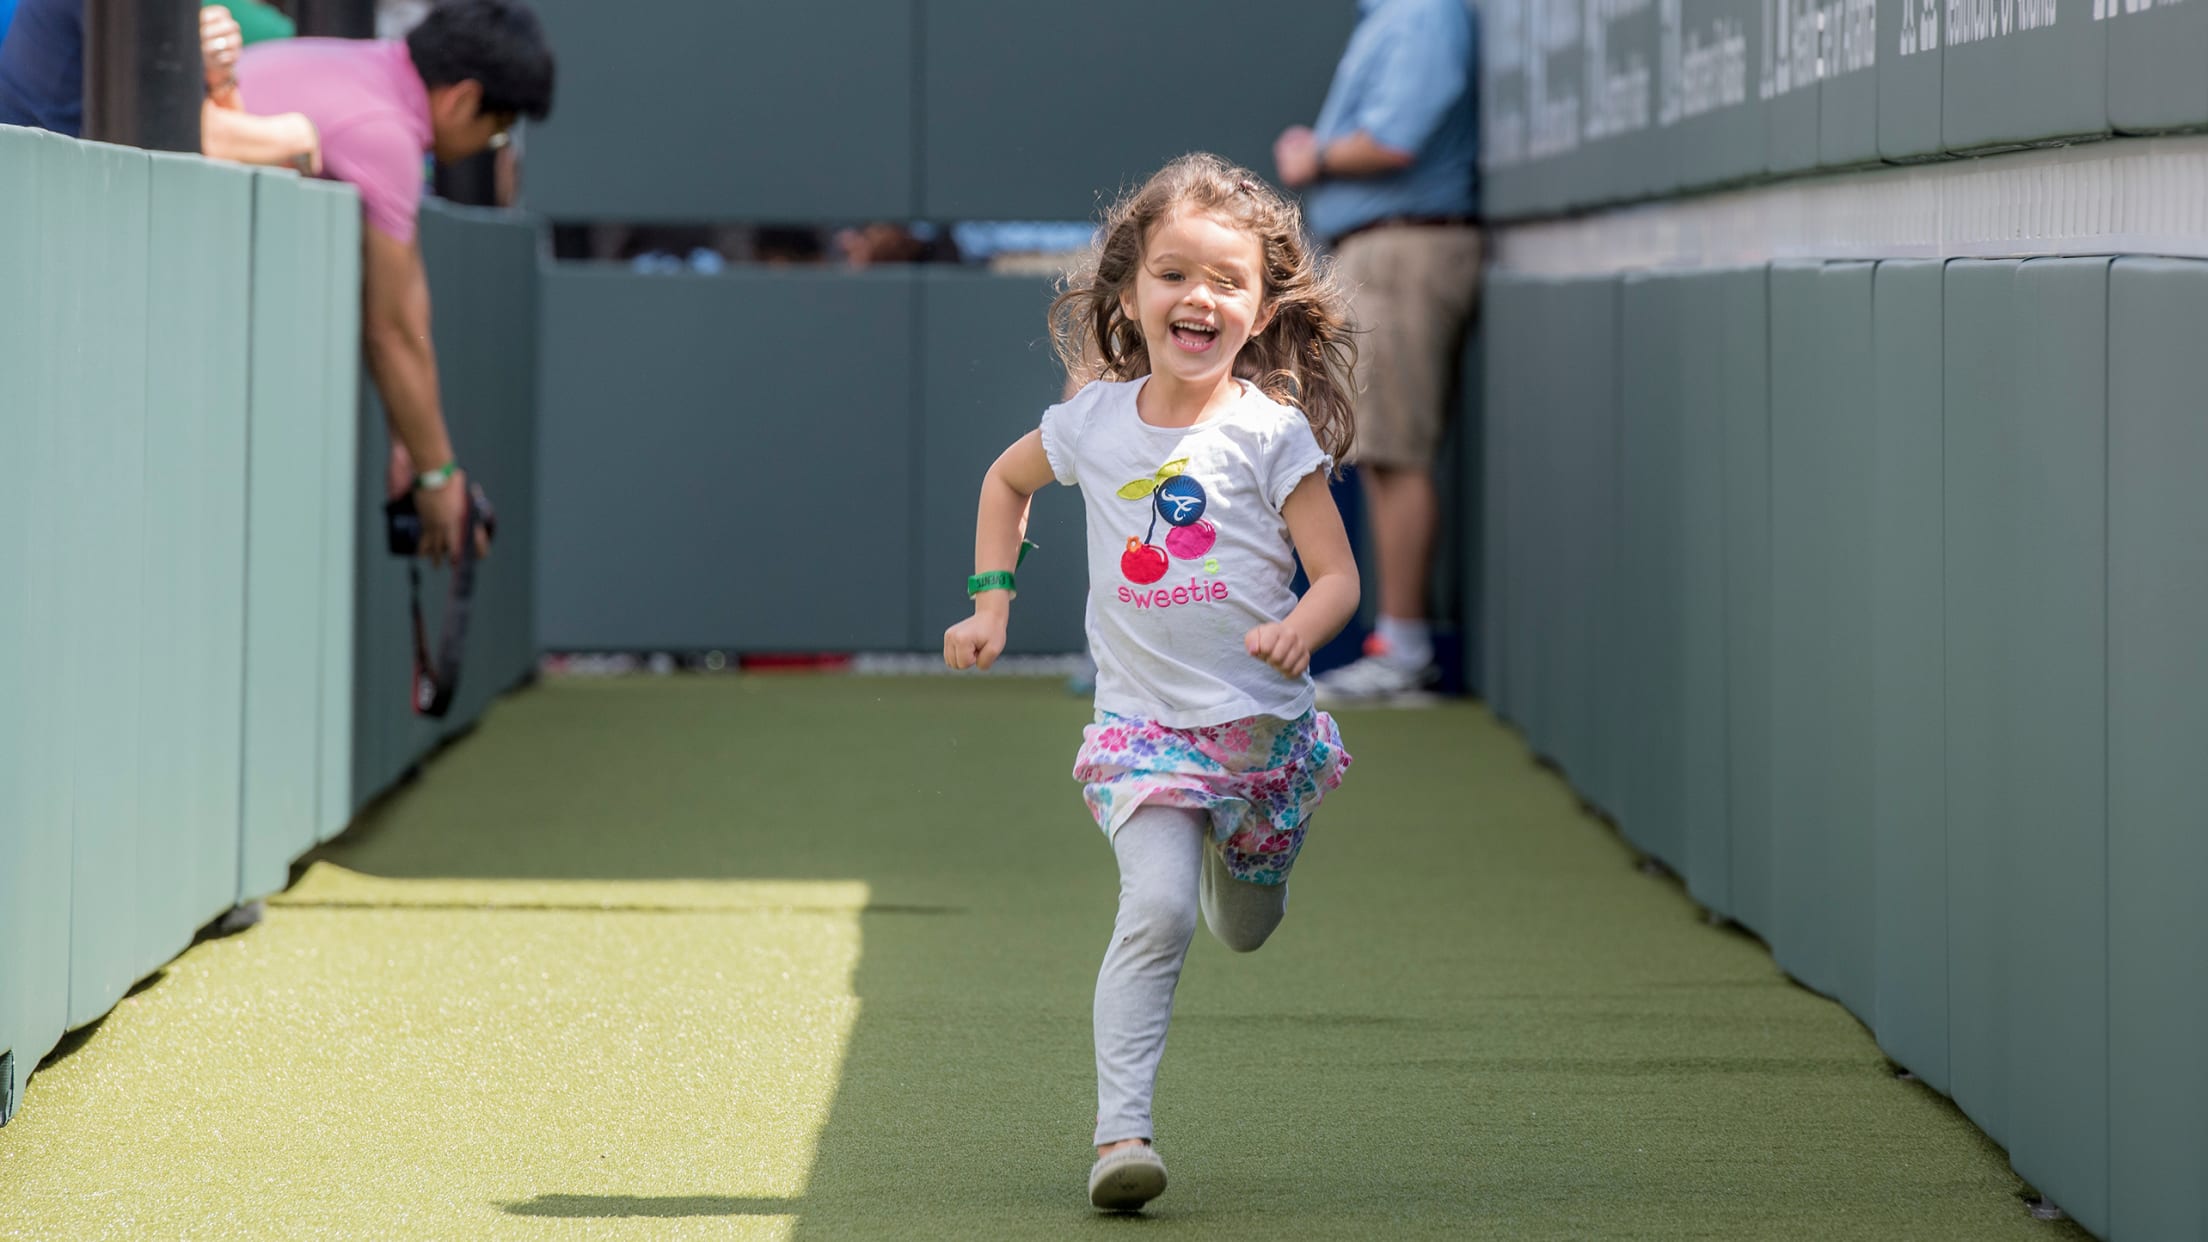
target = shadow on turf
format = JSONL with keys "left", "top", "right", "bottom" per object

{"left": 502, "top": 1194, "right": 804, "bottom": 1218}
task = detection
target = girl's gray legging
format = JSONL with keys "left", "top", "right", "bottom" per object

{"left": 1094, "top": 803, "right": 1291, "bottom": 1146}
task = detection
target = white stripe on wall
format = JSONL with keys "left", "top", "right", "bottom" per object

{"left": 1491, "top": 134, "right": 2208, "bottom": 276}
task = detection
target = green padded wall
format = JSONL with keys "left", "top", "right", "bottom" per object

{"left": 240, "top": 171, "right": 339, "bottom": 901}
{"left": 1941, "top": 0, "right": 2107, "bottom": 150}
{"left": 2106, "top": 258, "right": 2208, "bottom": 1242}
{"left": 535, "top": 269, "right": 919, "bottom": 652}
{"left": 1880, "top": 0, "right": 1946, "bottom": 158}
{"left": 1580, "top": 0, "right": 1663, "bottom": 205}
{"left": 522, "top": 0, "right": 916, "bottom": 222}
{"left": 2107, "top": 0, "right": 2208, "bottom": 132}
{"left": 1719, "top": 268, "right": 1772, "bottom": 937}
{"left": 1665, "top": 0, "right": 1766, "bottom": 193}
{"left": 1819, "top": 7, "right": 1881, "bottom": 165}
{"left": 1525, "top": 0, "right": 1591, "bottom": 216}
{"left": 1478, "top": 274, "right": 1521, "bottom": 713}
{"left": 2000, "top": 258, "right": 2112, "bottom": 1237}
{"left": 1481, "top": 0, "right": 1533, "bottom": 219}
{"left": 913, "top": 270, "right": 1086, "bottom": 655}
{"left": 141, "top": 153, "right": 256, "bottom": 966}
{"left": 1767, "top": 262, "right": 1878, "bottom": 1016}
{"left": 1763, "top": 0, "right": 1821, "bottom": 172}
{"left": 312, "top": 182, "right": 361, "bottom": 844}
{"left": 1674, "top": 271, "right": 1733, "bottom": 913}
{"left": 0, "top": 135, "right": 537, "bottom": 1126}
{"left": 1940, "top": 258, "right": 2021, "bottom": 1150}
{"left": 921, "top": 1, "right": 1357, "bottom": 221}
{"left": 1615, "top": 275, "right": 1688, "bottom": 862}
{"left": 59, "top": 141, "right": 152, "bottom": 1029}
{"left": 1543, "top": 280, "right": 1623, "bottom": 811}
{"left": 0, "top": 124, "right": 70, "bottom": 1123}
{"left": 1867, "top": 260, "right": 1949, "bottom": 1093}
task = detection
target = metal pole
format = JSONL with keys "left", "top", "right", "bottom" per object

{"left": 82, "top": 0, "right": 201, "bottom": 152}
{"left": 292, "top": 0, "right": 379, "bottom": 39}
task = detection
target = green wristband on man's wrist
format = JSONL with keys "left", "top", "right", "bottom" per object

{"left": 415, "top": 461, "right": 459, "bottom": 491}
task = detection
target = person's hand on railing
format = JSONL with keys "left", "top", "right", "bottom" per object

{"left": 202, "top": 6, "right": 243, "bottom": 107}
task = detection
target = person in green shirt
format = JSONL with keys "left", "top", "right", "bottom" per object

{"left": 203, "top": 0, "right": 293, "bottom": 46}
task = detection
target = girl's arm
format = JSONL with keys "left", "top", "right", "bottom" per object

{"left": 945, "top": 430, "right": 1058, "bottom": 670}
{"left": 1246, "top": 471, "right": 1361, "bottom": 679}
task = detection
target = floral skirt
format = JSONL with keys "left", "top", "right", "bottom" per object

{"left": 1072, "top": 709, "right": 1351, "bottom": 886}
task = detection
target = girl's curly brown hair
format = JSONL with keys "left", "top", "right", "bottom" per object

{"left": 1049, "top": 152, "right": 1357, "bottom": 467}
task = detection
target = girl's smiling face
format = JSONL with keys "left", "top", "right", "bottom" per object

{"left": 1120, "top": 209, "right": 1275, "bottom": 392}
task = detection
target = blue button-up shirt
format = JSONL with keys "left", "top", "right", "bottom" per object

{"left": 0, "top": 0, "right": 83, "bottom": 137}
{"left": 1304, "top": 0, "right": 1480, "bottom": 245}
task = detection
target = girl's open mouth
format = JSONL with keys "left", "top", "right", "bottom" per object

{"left": 1169, "top": 320, "right": 1218, "bottom": 352}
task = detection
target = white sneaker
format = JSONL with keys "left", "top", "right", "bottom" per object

{"left": 1088, "top": 1143, "right": 1167, "bottom": 1212}
{"left": 1313, "top": 647, "right": 1440, "bottom": 707}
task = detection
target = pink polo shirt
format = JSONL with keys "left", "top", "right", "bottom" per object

{"left": 237, "top": 38, "right": 433, "bottom": 244}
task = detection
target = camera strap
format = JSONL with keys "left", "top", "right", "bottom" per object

{"left": 407, "top": 485, "right": 497, "bottom": 718}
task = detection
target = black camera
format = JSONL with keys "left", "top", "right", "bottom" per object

{"left": 385, "top": 481, "right": 498, "bottom": 558}
{"left": 385, "top": 481, "right": 499, "bottom": 718}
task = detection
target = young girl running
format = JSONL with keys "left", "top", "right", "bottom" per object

{"left": 944, "top": 153, "right": 1361, "bottom": 1213}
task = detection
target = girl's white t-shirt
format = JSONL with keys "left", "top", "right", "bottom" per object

{"left": 1040, "top": 376, "right": 1335, "bottom": 728}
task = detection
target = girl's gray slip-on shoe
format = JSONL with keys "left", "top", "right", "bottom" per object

{"left": 1087, "top": 1144, "right": 1168, "bottom": 1212}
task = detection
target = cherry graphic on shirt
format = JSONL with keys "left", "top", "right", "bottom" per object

{"left": 1122, "top": 537, "right": 1169, "bottom": 584}
{"left": 1116, "top": 458, "right": 1209, "bottom": 584}
{"left": 1165, "top": 519, "right": 1216, "bottom": 560}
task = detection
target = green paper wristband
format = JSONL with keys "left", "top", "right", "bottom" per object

{"left": 967, "top": 570, "right": 1016, "bottom": 598}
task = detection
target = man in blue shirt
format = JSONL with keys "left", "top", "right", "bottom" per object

{"left": 1276, "top": 0, "right": 1482, "bottom": 704}
{"left": 0, "top": 0, "right": 83, "bottom": 135}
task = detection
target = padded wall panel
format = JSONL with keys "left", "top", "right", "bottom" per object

{"left": 1867, "top": 260, "right": 1949, "bottom": 1091}
{"left": 914, "top": 272, "right": 1086, "bottom": 654}
{"left": 240, "top": 172, "right": 336, "bottom": 901}
{"left": 921, "top": 0, "right": 1356, "bottom": 221}
{"left": 310, "top": 184, "right": 360, "bottom": 843}
{"left": 1762, "top": 0, "right": 1822, "bottom": 172}
{"left": 2000, "top": 258, "right": 2111, "bottom": 1236}
{"left": 1880, "top": 0, "right": 1947, "bottom": 158}
{"left": 536, "top": 269, "right": 918, "bottom": 652}
{"left": 1525, "top": 0, "right": 1592, "bottom": 216}
{"left": 141, "top": 154, "right": 254, "bottom": 960}
{"left": 1940, "top": 258, "right": 2021, "bottom": 1148}
{"left": 1767, "top": 262, "right": 1877, "bottom": 1015}
{"left": 0, "top": 125, "right": 71, "bottom": 1120}
{"left": 1564, "top": 279, "right": 1624, "bottom": 811}
{"left": 1482, "top": 0, "right": 1536, "bottom": 219}
{"left": 1819, "top": 0, "right": 1882, "bottom": 165}
{"left": 2107, "top": 0, "right": 2208, "bottom": 132}
{"left": 1479, "top": 278, "right": 1520, "bottom": 712}
{"left": 1675, "top": 272, "right": 1733, "bottom": 912}
{"left": 1615, "top": 275, "right": 1687, "bottom": 860}
{"left": 1582, "top": 0, "right": 1664, "bottom": 203}
{"left": 2106, "top": 257, "right": 2208, "bottom": 1242}
{"left": 1941, "top": 0, "right": 2107, "bottom": 150}
{"left": 60, "top": 143, "right": 151, "bottom": 1027}
{"left": 1720, "top": 267, "right": 1773, "bottom": 936}
{"left": 522, "top": 0, "right": 914, "bottom": 222}
{"left": 1663, "top": 0, "right": 1767, "bottom": 193}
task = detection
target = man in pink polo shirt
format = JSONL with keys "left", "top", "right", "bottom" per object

{"left": 240, "top": 0, "right": 555, "bottom": 564}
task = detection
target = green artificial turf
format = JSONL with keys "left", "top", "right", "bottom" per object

{"left": 0, "top": 676, "right": 2085, "bottom": 1239}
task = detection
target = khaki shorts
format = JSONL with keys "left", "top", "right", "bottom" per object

{"left": 1333, "top": 224, "right": 1484, "bottom": 469}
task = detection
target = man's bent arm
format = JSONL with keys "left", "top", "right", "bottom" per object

{"left": 362, "top": 226, "right": 456, "bottom": 473}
